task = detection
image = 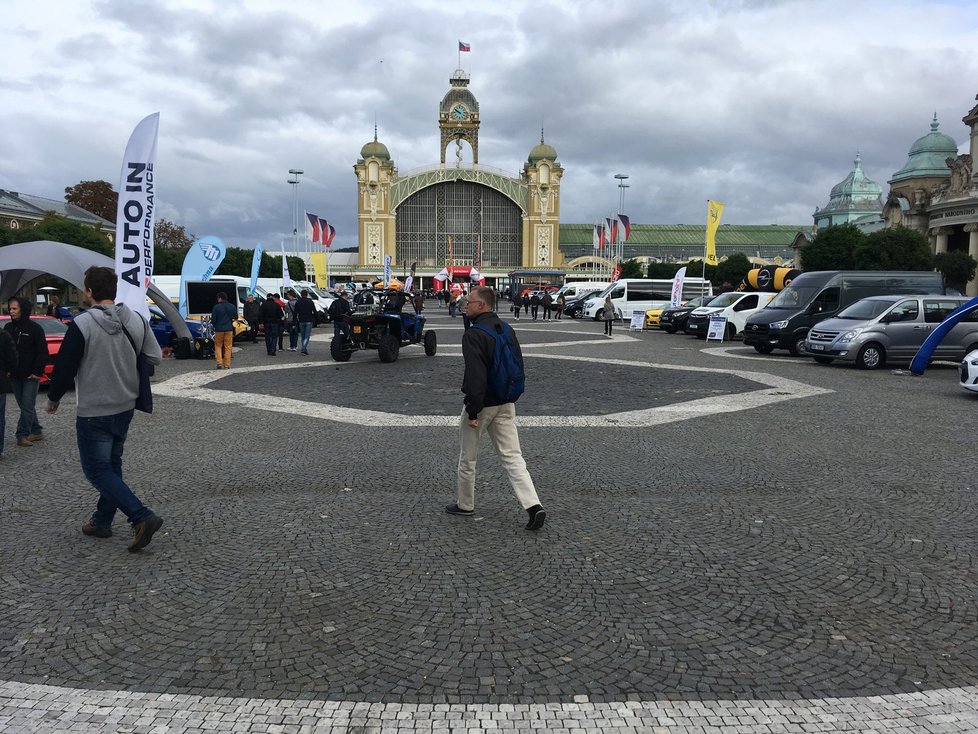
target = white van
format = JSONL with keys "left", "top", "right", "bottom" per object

{"left": 684, "top": 292, "right": 777, "bottom": 339}
{"left": 554, "top": 281, "right": 609, "bottom": 300}
{"left": 583, "top": 278, "right": 713, "bottom": 320}
{"left": 151, "top": 275, "right": 273, "bottom": 317}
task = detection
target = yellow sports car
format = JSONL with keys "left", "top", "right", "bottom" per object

{"left": 644, "top": 308, "right": 664, "bottom": 329}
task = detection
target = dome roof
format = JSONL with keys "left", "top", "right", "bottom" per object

{"left": 528, "top": 130, "right": 557, "bottom": 163}
{"left": 440, "top": 69, "right": 479, "bottom": 113}
{"left": 360, "top": 128, "right": 390, "bottom": 161}
{"left": 890, "top": 115, "right": 958, "bottom": 182}
{"left": 816, "top": 153, "right": 883, "bottom": 222}
{"left": 829, "top": 154, "right": 882, "bottom": 199}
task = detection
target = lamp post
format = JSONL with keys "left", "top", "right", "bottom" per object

{"left": 287, "top": 168, "right": 304, "bottom": 264}
{"left": 613, "top": 173, "right": 629, "bottom": 275}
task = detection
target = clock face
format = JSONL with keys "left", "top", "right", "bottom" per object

{"left": 451, "top": 104, "right": 467, "bottom": 121}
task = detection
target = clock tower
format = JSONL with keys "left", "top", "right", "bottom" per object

{"left": 439, "top": 68, "right": 480, "bottom": 165}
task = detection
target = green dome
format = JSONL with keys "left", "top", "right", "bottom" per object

{"left": 360, "top": 130, "right": 390, "bottom": 161}
{"left": 891, "top": 115, "right": 958, "bottom": 182}
{"left": 527, "top": 131, "right": 557, "bottom": 164}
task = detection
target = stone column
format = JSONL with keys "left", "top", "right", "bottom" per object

{"left": 967, "top": 223, "right": 978, "bottom": 297}
{"left": 934, "top": 227, "right": 952, "bottom": 254}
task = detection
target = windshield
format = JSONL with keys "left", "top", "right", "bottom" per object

{"left": 706, "top": 293, "right": 741, "bottom": 308}
{"left": 594, "top": 283, "right": 625, "bottom": 300}
{"left": 37, "top": 318, "right": 68, "bottom": 335}
{"left": 767, "top": 284, "right": 820, "bottom": 309}
{"left": 836, "top": 299, "right": 896, "bottom": 320}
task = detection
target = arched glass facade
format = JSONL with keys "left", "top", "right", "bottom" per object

{"left": 395, "top": 181, "right": 522, "bottom": 268}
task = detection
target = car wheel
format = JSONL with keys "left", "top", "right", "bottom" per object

{"left": 424, "top": 330, "right": 437, "bottom": 356}
{"left": 330, "top": 335, "right": 351, "bottom": 362}
{"left": 966, "top": 342, "right": 978, "bottom": 356}
{"left": 856, "top": 342, "right": 885, "bottom": 370}
{"left": 812, "top": 356, "right": 835, "bottom": 365}
{"left": 594, "top": 308, "right": 605, "bottom": 321}
{"left": 753, "top": 344, "right": 774, "bottom": 354}
{"left": 663, "top": 325, "right": 676, "bottom": 334}
{"left": 725, "top": 324, "right": 736, "bottom": 341}
{"left": 788, "top": 334, "right": 808, "bottom": 357}
{"left": 571, "top": 311, "right": 582, "bottom": 319}
{"left": 379, "top": 333, "right": 400, "bottom": 363}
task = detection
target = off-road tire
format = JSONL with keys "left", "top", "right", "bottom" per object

{"left": 424, "top": 330, "right": 437, "bottom": 356}
{"left": 330, "top": 335, "right": 351, "bottom": 362}
{"left": 379, "top": 333, "right": 400, "bottom": 363}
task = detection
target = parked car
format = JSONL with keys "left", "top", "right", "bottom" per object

{"left": 684, "top": 292, "right": 778, "bottom": 340}
{"left": 960, "top": 348, "right": 978, "bottom": 393}
{"left": 562, "top": 290, "right": 603, "bottom": 318}
{"left": 0, "top": 314, "right": 67, "bottom": 384}
{"left": 656, "top": 295, "right": 715, "bottom": 333}
{"left": 805, "top": 295, "right": 978, "bottom": 369}
{"left": 148, "top": 305, "right": 205, "bottom": 348}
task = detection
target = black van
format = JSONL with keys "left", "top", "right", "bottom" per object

{"left": 742, "top": 270, "right": 945, "bottom": 356}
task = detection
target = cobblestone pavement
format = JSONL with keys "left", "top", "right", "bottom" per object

{"left": 2, "top": 309, "right": 978, "bottom": 732}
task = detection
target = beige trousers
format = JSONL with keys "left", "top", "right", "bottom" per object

{"left": 214, "top": 331, "right": 233, "bottom": 368}
{"left": 456, "top": 403, "right": 541, "bottom": 512}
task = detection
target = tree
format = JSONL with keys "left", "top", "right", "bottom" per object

{"left": 1, "top": 212, "right": 112, "bottom": 256}
{"left": 155, "top": 218, "right": 194, "bottom": 250}
{"left": 934, "top": 250, "right": 977, "bottom": 294}
{"left": 713, "top": 252, "right": 753, "bottom": 288}
{"left": 853, "top": 226, "right": 933, "bottom": 271}
{"left": 646, "top": 262, "right": 684, "bottom": 279}
{"left": 799, "top": 224, "right": 863, "bottom": 271}
{"left": 64, "top": 180, "right": 118, "bottom": 222}
{"left": 619, "top": 259, "right": 644, "bottom": 279}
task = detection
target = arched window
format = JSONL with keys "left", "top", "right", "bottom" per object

{"left": 9, "top": 219, "right": 19, "bottom": 229}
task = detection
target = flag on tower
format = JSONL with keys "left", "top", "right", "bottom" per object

{"left": 458, "top": 41, "right": 471, "bottom": 52}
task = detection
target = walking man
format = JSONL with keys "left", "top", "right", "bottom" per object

{"left": 446, "top": 286, "right": 546, "bottom": 530}
{"left": 4, "top": 296, "right": 48, "bottom": 446}
{"left": 0, "top": 328, "right": 17, "bottom": 460}
{"left": 45, "top": 266, "right": 164, "bottom": 552}
{"left": 284, "top": 291, "right": 299, "bottom": 351}
{"left": 259, "top": 291, "right": 285, "bottom": 355}
{"left": 541, "top": 291, "right": 553, "bottom": 321}
{"left": 295, "top": 289, "right": 317, "bottom": 355}
{"left": 210, "top": 292, "right": 237, "bottom": 369}
{"left": 243, "top": 293, "right": 260, "bottom": 343}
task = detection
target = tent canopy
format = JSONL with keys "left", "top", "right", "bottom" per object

{"left": 0, "top": 240, "right": 190, "bottom": 340}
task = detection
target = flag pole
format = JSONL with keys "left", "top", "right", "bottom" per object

{"left": 701, "top": 200, "right": 708, "bottom": 297}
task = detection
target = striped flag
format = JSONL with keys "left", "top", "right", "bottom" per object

{"left": 593, "top": 224, "right": 606, "bottom": 250}
{"left": 305, "top": 212, "right": 322, "bottom": 244}
{"left": 605, "top": 217, "right": 618, "bottom": 245}
{"left": 616, "top": 214, "right": 631, "bottom": 242}
{"left": 458, "top": 41, "right": 471, "bottom": 52}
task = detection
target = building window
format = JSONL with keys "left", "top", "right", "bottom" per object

{"left": 9, "top": 219, "right": 19, "bottom": 229}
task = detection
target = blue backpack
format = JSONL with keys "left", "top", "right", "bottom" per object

{"left": 473, "top": 322, "right": 525, "bottom": 402}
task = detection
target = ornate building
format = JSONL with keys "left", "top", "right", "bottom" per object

{"left": 0, "top": 189, "right": 114, "bottom": 241}
{"left": 813, "top": 154, "right": 883, "bottom": 230}
{"left": 354, "top": 68, "right": 563, "bottom": 281}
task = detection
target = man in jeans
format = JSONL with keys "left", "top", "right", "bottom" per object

{"left": 295, "top": 289, "right": 317, "bottom": 355}
{"left": 446, "top": 286, "right": 546, "bottom": 530}
{"left": 210, "top": 292, "right": 237, "bottom": 369}
{"left": 3, "top": 296, "right": 48, "bottom": 446}
{"left": 46, "top": 266, "right": 164, "bottom": 552}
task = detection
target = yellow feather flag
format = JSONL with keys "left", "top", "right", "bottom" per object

{"left": 705, "top": 200, "right": 724, "bottom": 267}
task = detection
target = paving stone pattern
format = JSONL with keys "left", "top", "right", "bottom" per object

{"left": 2, "top": 312, "right": 978, "bottom": 731}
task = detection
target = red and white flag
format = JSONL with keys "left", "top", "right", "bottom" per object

{"left": 458, "top": 41, "right": 471, "bottom": 52}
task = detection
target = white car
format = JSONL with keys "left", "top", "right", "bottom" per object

{"left": 961, "top": 349, "right": 978, "bottom": 393}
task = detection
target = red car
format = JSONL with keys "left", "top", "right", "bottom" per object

{"left": 0, "top": 315, "right": 68, "bottom": 384}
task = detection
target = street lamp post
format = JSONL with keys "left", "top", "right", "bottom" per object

{"left": 613, "top": 173, "right": 629, "bottom": 275}
{"left": 287, "top": 168, "right": 304, "bottom": 272}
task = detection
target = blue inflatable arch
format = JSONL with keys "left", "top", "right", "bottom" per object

{"left": 909, "top": 295, "right": 978, "bottom": 375}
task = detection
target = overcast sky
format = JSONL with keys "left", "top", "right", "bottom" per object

{"left": 2, "top": 0, "right": 977, "bottom": 250}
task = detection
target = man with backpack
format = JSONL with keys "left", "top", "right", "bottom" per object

{"left": 446, "top": 286, "right": 546, "bottom": 531}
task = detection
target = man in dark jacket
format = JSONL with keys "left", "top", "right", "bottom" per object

{"left": 4, "top": 296, "right": 48, "bottom": 447}
{"left": 328, "top": 291, "right": 352, "bottom": 340}
{"left": 295, "top": 289, "right": 317, "bottom": 355}
{"left": 0, "top": 328, "right": 17, "bottom": 459}
{"left": 259, "top": 294, "right": 285, "bottom": 356}
{"left": 243, "top": 294, "right": 260, "bottom": 343}
{"left": 210, "top": 292, "right": 237, "bottom": 369}
{"left": 529, "top": 292, "right": 541, "bottom": 320}
{"left": 446, "top": 286, "right": 546, "bottom": 530}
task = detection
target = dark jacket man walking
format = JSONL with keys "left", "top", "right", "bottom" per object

{"left": 446, "top": 286, "right": 546, "bottom": 530}
{"left": 4, "top": 296, "right": 48, "bottom": 446}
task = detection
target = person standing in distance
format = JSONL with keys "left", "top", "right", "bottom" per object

{"left": 4, "top": 297, "right": 48, "bottom": 447}
{"left": 447, "top": 286, "right": 546, "bottom": 530}
{"left": 0, "top": 328, "right": 17, "bottom": 460}
{"left": 259, "top": 291, "right": 285, "bottom": 355}
{"left": 210, "top": 292, "right": 237, "bottom": 369}
{"left": 243, "top": 293, "right": 260, "bottom": 344}
{"left": 295, "top": 289, "right": 317, "bottom": 355}
{"left": 45, "top": 266, "right": 164, "bottom": 551}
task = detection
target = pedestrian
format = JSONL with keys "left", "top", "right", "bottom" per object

{"left": 272, "top": 293, "right": 288, "bottom": 351}
{"left": 413, "top": 290, "right": 424, "bottom": 314}
{"left": 529, "top": 292, "right": 541, "bottom": 320}
{"left": 446, "top": 286, "right": 546, "bottom": 530}
{"left": 45, "top": 295, "right": 61, "bottom": 317}
{"left": 457, "top": 291, "right": 471, "bottom": 330}
{"left": 511, "top": 292, "right": 522, "bottom": 321}
{"left": 523, "top": 293, "right": 530, "bottom": 316}
{"left": 448, "top": 291, "right": 458, "bottom": 318}
{"left": 0, "top": 328, "right": 17, "bottom": 460}
{"left": 541, "top": 291, "right": 553, "bottom": 320}
{"left": 555, "top": 293, "right": 565, "bottom": 320}
{"left": 210, "top": 292, "right": 237, "bottom": 370}
{"left": 259, "top": 292, "right": 285, "bottom": 355}
{"left": 295, "top": 289, "right": 317, "bottom": 355}
{"left": 283, "top": 291, "right": 299, "bottom": 351}
{"left": 243, "top": 293, "right": 260, "bottom": 343}
{"left": 4, "top": 296, "right": 48, "bottom": 447}
{"left": 602, "top": 294, "right": 616, "bottom": 336}
{"left": 329, "top": 290, "right": 352, "bottom": 340}
{"left": 45, "top": 265, "right": 164, "bottom": 552}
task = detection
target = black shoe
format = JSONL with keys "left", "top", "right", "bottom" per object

{"left": 82, "top": 520, "right": 112, "bottom": 538}
{"left": 526, "top": 505, "right": 546, "bottom": 530}
{"left": 445, "top": 503, "right": 474, "bottom": 516}
{"left": 128, "top": 515, "right": 163, "bottom": 552}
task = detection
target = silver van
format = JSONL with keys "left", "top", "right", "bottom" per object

{"left": 805, "top": 295, "right": 978, "bottom": 369}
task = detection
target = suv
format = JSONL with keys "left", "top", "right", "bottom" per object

{"left": 330, "top": 289, "right": 437, "bottom": 363}
{"left": 805, "top": 294, "right": 978, "bottom": 369}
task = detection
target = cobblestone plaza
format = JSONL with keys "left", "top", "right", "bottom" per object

{"left": 2, "top": 309, "right": 978, "bottom": 732}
